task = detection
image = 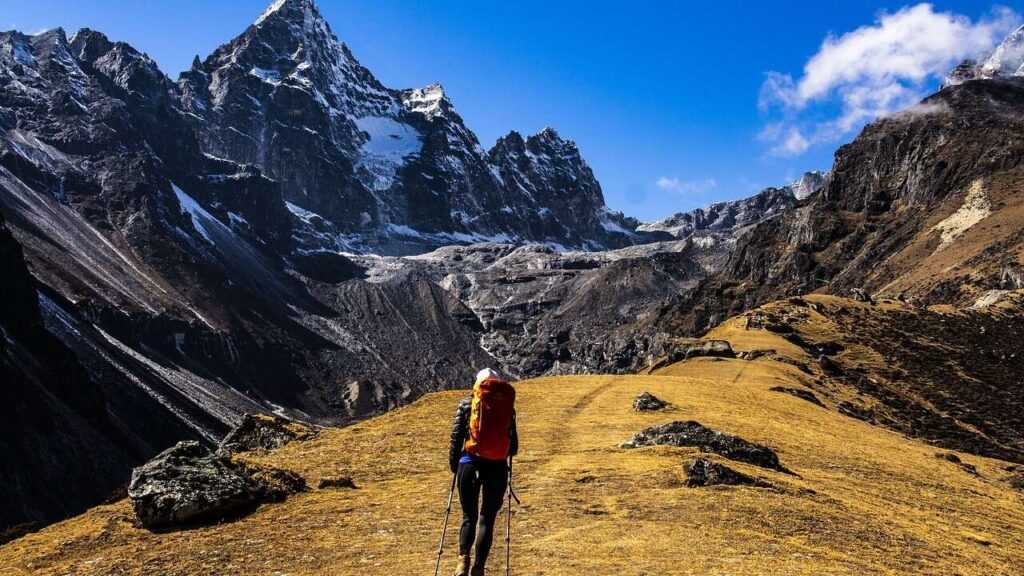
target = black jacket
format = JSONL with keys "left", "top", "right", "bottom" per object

{"left": 448, "top": 398, "right": 518, "bottom": 472}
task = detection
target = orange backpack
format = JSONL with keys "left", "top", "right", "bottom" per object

{"left": 464, "top": 377, "right": 516, "bottom": 460}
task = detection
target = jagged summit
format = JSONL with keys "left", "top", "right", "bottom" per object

{"left": 175, "top": 0, "right": 646, "bottom": 253}
{"left": 254, "top": 0, "right": 319, "bottom": 28}
{"left": 399, "top": 82, "right": 451, "bottom": 119}
{"left": 638, "top": 171, "right": 826, "bottom": 241}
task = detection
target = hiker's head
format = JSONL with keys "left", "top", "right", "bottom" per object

{"left": 475, "top": 368, "right": 503, "bottom": 386}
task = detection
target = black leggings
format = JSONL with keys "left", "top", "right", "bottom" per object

{"left": 457, "top": 458, "right": 508, "bottom": 567}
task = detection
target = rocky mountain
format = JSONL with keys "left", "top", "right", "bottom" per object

{"left": 178, "top": 0, "right": 644, "bottom": 254}
{"left": 635, "top": 172, "right": 826, "bottom": 273}
{"left": 671, "top": 75, "right": 1024, "bottom": 335}
{"left": 0, "top": 0, "right": 656, "bottom": 535}
{"left": 639, "top": 184, "right": 797, "bottom": 240}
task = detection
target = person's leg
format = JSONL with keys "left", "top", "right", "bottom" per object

{"left": 471, "top": 460, "right": 509, "bottom": 572}
{"left": 457, "top": 461, "right": 481, "bottom": 557}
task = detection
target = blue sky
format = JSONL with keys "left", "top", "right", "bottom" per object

{"left": 5, "top": 1, "right": 1021, "bottom": 221}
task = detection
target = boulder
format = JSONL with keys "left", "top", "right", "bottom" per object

{"left": 633, "top": 392, "right": 669, "bottom": 411}
{"left": 128, "top": 441, "right": 305, "bottom": 530}
{"left": 622, "top": 421, "right": 788, "bottom": 473}
{"left": 219, "top": 414, "right": 318, "bottom": 453}
{"left": 684, "top": 458, "right": 771, "bottom": 488}
{"left": 769, "top": 386, "right": 826, "bottom": 408}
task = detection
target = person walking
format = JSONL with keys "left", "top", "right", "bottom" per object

{"left": 448, "top": 368, "right": 518, "bottom": 576}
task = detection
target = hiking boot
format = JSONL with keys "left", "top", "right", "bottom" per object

{"left": 469, "top": 563, "right": 486, "bottom": 576}
{"left": 454, "top": 554, "right": 470, "bottom": 576}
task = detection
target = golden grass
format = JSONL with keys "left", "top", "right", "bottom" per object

{"left": 3, "top": 324, "right": 1024, "bottom": 574}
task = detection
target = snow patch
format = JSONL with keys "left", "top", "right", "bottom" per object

{"left": 173, "top": 183, "right": 217, "bottom": 244}
{"left": 353, "top": 115, "right": 423, "bottom": 191}
{"left": 249, "top": 67, "right": 281, "bottom": 85}
{"left": 255, "top": 0, "right": 289, "bottom": 26}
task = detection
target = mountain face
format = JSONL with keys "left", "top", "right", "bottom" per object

{"left": 178, "top": 0, "right": 643, "bottom": 254}
{"left": 0, "top": 0, "right": 655, "bottom": 534}
{"left": 639, "top": 185, "right": 796, "bottom": 240}
{"left": 670, "top": 75, "right": 1024, "bottom": 335}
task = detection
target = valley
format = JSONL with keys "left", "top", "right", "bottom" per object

{"left": 3, "top": 294, "right": 1023, "bottom": 575}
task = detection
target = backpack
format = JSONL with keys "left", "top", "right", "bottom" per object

{"left": 464, "top": 376, "right": 516, "bottom": 460}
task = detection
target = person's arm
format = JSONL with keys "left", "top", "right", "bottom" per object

{"left": 448, "top": 399, "right": 470, "bottom": 473}
{"left": 509, "top": 410, "right": 518, "bottom": 458}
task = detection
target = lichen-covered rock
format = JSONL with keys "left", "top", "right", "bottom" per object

{"left": 633, "top": 392, "right": 669, "bottom": 411}
{"left": 622, "top": 420, "right": 787, "bottom": 473}
{"left": 219, "top": 414, "right": 318, "bottom": 453}
{"left": 128, "top": 441, "right": 305, "bottom": 530}
{"left": 649, "top": 339, "right": 736, "bottom": 370}
{"left": 684, "top": 458, "right": 771, "bottom": 488}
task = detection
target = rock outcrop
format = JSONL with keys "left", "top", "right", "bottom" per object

{"left": 622, "top": 420, "right": 787, "bottom": 473}
{"left": 128, "top": 441, "right": 305, "bottom": 530}
{"left": 633, "top": 392, "right": 669, "bottom": 411}
{"left": 768, "top": 386, "right": 826, "bottom": 408}
{"left": 683, "top": 458, "right": 771, "bottom": 488}
{"left": 219, "top": 414, "right": 318, "bottom": 453}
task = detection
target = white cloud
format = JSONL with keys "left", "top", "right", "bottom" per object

{"left": 759, "top": 3, "right": 1020, "bottom": 156}
{"left": 656, "top": 176, "right": 718, "bottom": 195}
{"left": 758, "top": 123, "right": 810, "bottom": 157}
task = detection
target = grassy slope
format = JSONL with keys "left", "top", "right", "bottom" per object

{"left": 3, "top": 301, "right": 1024, "bottom": 575}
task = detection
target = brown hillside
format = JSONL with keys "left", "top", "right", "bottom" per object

{"left": 3, "top": 296, "right": 1024, "bottom": 575}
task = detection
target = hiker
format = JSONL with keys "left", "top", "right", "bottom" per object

{"left": 448, "top": 368, "right": 518, "bottom": 576}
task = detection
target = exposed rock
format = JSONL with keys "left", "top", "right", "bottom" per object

{"left": 837, "top": 401, "right": 876, "bottom": 423}
{"left": 649, "top": 339, "right": 735, "bottom": 371}
{"left": 128, "top": 441, "right": 305, "bottom": 530}
{"left": 818, "top": 355, "right": 843, "bottom": 376}
{"left": 849, "top": 288, "right": 874, "bottom": 304}
{"left": 738, "top": 349, "right": 774, "bottom": 361}
{"left": 639, "top": 184, "right": 798, "bottom": 239}
{"left": 220, "top": 414, "right": 318, "bottom": 453}
{"left": 681, "top": 340, "right": 735, "bottom": 359}
{"left": 622, "top": 421, "right": 788, "bottom": 473}
{"left": 317, "top": 476, "right": 357, "bottom": 490}
{"left": 683, "top": 458, "right": 772, "bottom": 488}
{"left": 633, "top": 392, "right": 669, "bottom": 412}
{"left": 769, "top": 386, "right": 826, "bottom": 408}
{"left": 935, "top": 452, "right": 978, "bottom": 475}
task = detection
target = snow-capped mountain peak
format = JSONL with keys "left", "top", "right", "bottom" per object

{"left": 174, "top": 0, "right": 649, "bottom": 253}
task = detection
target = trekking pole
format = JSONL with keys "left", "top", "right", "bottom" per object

{"left": 433, "top": 471, "right": 458, "bottom": 576}
{"left": 505, "top": 456, "right": 521, "bottom": 576}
